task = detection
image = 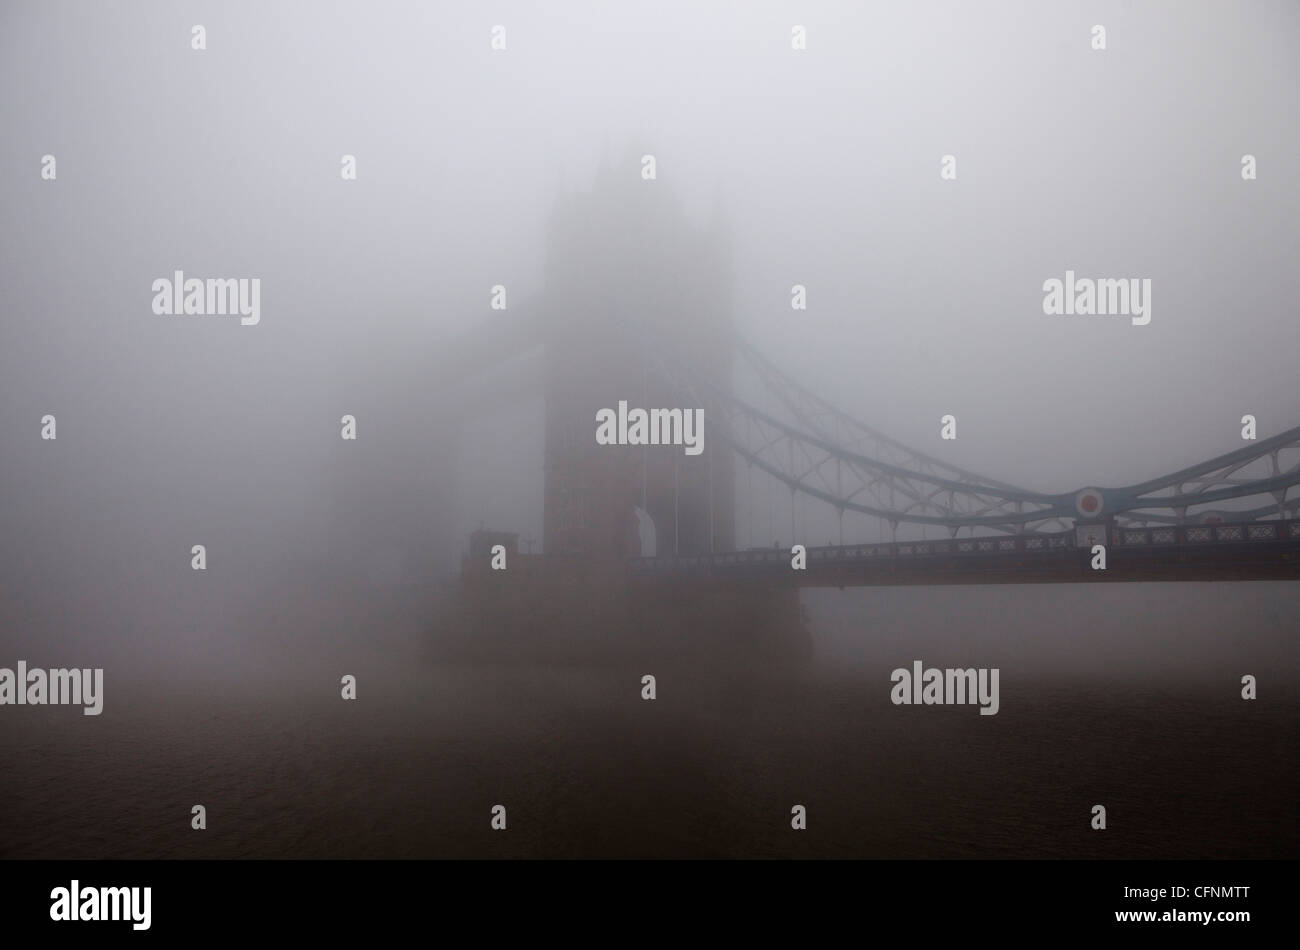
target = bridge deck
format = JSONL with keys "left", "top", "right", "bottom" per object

{"left": 629, "top": 521, "right": 1300, "bottom": 586}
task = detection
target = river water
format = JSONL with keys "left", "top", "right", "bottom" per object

{"left": 1, "top": 645, "right": 1293, "bottom": 859}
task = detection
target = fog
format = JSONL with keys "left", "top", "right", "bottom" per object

{"left": 2, "top": 0, "right": 1298, "bottom": 683}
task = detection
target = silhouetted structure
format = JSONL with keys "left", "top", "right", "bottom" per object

{"left": 428, "top": 149, "right": 1300, "bottom": 665}
{"left": 541, "top": 152, "right": 735, "bottom": 560}
{"left": 434, "top": 150, "right": 810, "bottom": 664}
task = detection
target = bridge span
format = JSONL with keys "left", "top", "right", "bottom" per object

{"left": 630, "top": 519, "right": 1300, "bottom": 586}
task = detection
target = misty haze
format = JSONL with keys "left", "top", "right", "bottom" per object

{"left": 1, "top": 1, "right": 1296, "bottom": 860}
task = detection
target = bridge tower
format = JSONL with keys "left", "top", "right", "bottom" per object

{"left": 540, "top": 150, "right": 735, "bottom": 561}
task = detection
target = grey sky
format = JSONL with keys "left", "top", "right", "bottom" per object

{"left": 1, "top": 1, "right": 1297, "bottom": 668}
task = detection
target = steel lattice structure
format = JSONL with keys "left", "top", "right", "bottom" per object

{"left": 645, "top": 328, "right": 1300, "bottom": 538}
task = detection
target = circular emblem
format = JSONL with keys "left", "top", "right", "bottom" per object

{"left": 1075, "top": 488, "right": 1104, "bottom": 517}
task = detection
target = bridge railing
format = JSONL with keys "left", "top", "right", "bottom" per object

{"left": 628, "top": 519, "right": 1300, "bottom": 572}
{"left": 1112, "top": 520, "right": 1299, "bottom": 546}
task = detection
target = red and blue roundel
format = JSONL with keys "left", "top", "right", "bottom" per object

{"left": 1074, "top": 488, "right": 1104, "bottom": 517}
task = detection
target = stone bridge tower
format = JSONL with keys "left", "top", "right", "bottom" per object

{"left": 540, "top": 152, "right": 735, "bottom": 561}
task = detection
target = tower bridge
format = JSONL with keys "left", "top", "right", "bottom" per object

{"left": 437, "top": 158, "right": 1300, "bottom": 589}
{"left": 424, "top": 155, "right": 1298, "bottom": 666}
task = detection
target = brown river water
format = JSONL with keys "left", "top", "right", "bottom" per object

{"left": 0, "top": 653, "right": 1293, "bottom": 859}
